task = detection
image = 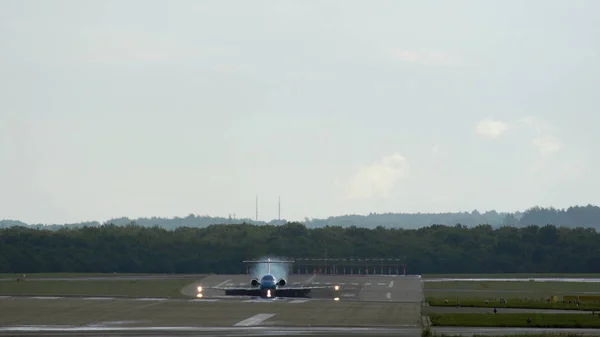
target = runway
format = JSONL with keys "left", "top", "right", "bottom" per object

{"left": 3, "top": 273, "right": 600, "bottom": 336}
{"left": 3, "top": 326, "right": 600, "bottom": 337}
{"left": 182, "top": 273, "right": 424, "bottom": 303}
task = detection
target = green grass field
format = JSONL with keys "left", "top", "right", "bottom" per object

{"left": 425, "top": 280, "right": 600, "bottom": 293}
{"left": 0, "top": 278, "right": 201, "bottom": 298}
{"left": 424, "top": 279, "right": 600, "bottom": 311}
{"left": 422, "top": 274, "right": 600, "bottom": 279}
{"left": 426, "top": 297, "right": 600, "bottom": 311}
{"left": 430, "top": 313, "right": 600, "bottom": 328}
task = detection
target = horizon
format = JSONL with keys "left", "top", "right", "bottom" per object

{"left": 4, "top": 203, "right": 599, "bottom": 226}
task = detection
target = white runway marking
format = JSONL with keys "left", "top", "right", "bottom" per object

{"left": 0, "top": 296, "right": 11, "bottom": 299}
{"left": 305, "top": 275, "right": 317, "bottom": 283}
{"left": 292, "top": 282, "right": 300, "bottom": 285}
{"left": 30, "top": 297, "right": 60, "bottom": 300}
{"left": 339, "top": 283, "right": 345, "bottom": 285}
{"left": 82, "top": 297, "right": 114, "bottom": 300}
{"left": 386, "top": 292, "right": 391, "bottom": 300}
{"left": 189, "top": 299, "right": 219, "bottom": 302}
{"left": 135, "top": 298, "right": 166, "bottom": 301}
{"left": 351, "top": 283, "right": 359, "bottom": 286}
{"left": 214, "top": 279, "right": 232, "bottom": 288}
{"left": 388, "top": 281, "right": 394, "bottom": 288}
{"left": 325, "top": 282, "right": 331, "bottom": 285}
{"left": 289, "top": 299, "right": 309, "bottom": 304}
{"left": 364, "top": 282, "right": 371, "bottom": 286}
{"left": 233, "top": 313, "right": 276, "bottom": 326}
{"left": 313, "top": 282, "right": 320, "bottom": 284}
{"left": 377, "top": 283, "right": 386, "bottom": 286}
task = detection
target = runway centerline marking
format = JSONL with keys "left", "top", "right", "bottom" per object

{"left": 214, "top": 279, "right": 232, "bottom": 288}
{"left": 377, "top": 283, "right": 386, "bottom": 286}
{"left": 386, "top": 292, "right": 391, "bottom": 300}
{"left": 388, "top": 281, "right": 394, "bottom": 288}
{"left": 233, "top": 313, "right": 276, "bottom": 326}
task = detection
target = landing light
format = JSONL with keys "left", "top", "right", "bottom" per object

{"left": 197, "top": 286, "right": 203, "bottom": 292}
{"left": 334, "top": 285, "right": 340, "bottom": 291}
{"left": 334, "top": 297, "right": 340, "bottom": 301}
{"left": 197, "top": 293, "right": 203, "bottom": 298}
{"left": 267, "top": 289, "right": 272, "bottom": 298}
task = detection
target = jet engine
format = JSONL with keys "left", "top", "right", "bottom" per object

{"left": 277, "top": 278, "right": 286, "bottom": 287}
{"left": 251, "top": 278, "right": 260, "bottom": 287}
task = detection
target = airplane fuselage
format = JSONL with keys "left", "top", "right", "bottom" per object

{"left": 259, "top": 274, "right": 277, "bottom": 298}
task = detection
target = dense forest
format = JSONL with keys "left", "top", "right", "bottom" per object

{"left": 3, "top": 205, "right": 600, "bottom": 230}
{"left": 0, "top": 222, "right": 599, "bottom": 274}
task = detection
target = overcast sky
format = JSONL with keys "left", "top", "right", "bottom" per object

{"left": 1, "top": 0, "right": 599, "bottom": 224}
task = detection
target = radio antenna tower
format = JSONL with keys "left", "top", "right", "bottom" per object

{"left": 255, "top": 195, "right": 258, "bottom": 221}
{"left": 278, "top": 196, "right": 281, "bottom": 221}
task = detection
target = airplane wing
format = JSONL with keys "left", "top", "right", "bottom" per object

{"left": 275, "top": 285, "right": 339, "bottom": 298}
{"left": 207, "top": 286, "right": 263, "bottom": 297}
{"left": 206, "top": 284, "right": 339, "bottom": 298}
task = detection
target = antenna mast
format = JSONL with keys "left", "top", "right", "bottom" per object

{"left": 255, "top": 195, "right": 258, "bottom": 221}
{"left": 278, "top": 196, "right": 281, "bottom": 221}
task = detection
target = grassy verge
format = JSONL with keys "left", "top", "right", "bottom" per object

{"left": 426, "top": 297, "right": 600, "bottom": 311}
{"left": 430, "top": 313, "right": 600, "bottom": 328}
{"left": 424, "top": 280, "right": 600, "bottom": 293}
{"left": 423, "top": 327, "right": 600, "bottom": 337}
{"left": 0, "top": 278, "right": 198, "bottom": 298}
{"left": 422, "top": 273, "right": 600, "bottom": 279}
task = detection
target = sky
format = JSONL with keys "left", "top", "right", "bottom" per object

{"left": 1, "top": 0, "right": 599, "bottom": 224}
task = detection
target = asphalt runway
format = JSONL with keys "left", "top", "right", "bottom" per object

{"left": 183, "top": 274, "right": 423, "bottom": 303}
{"left": 4, "top": 274, "right": 600, "bottom": 336}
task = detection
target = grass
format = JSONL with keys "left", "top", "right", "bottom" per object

{"left": 0, "top": 278, "right": 200, "bottom": 298}
{"left": 425, "top": 279, "right": 600, "bottom": 311}
{"left": 425, "top": 280, "right": 600, "bottom": 293}
{"left": 422, "top": 274, "right": 600, "bottom": 279}
{"left": 430, "top": 313, "right": 600, "bottom": 328}
{"left": 426, "top": 297, "right": 600, "bottom": 311}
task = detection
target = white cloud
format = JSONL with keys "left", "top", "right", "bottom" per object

{"left": 475, "top": 119, "right": 511, "bottom": 138}
{"left": 432, "top": 143, "right": 439, "bottom": 155}
{"left": 532, "top": 136, "right": 562, "bottom": 156}
{"left": 342, "top": 153, "right": 409, "bottom": 200}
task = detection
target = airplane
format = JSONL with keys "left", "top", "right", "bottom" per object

{"left": 196, "top": 258, "right": 340, "bottom": 299}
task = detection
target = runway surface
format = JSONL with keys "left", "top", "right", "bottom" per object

{"left": 182, "top": 274, "right": 424, "bottom": 303}
{"left": 3, "top": 274, "right": 600, "bottom": 336}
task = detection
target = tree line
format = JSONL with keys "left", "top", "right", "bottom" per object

{"left": 1, "top": 222, "right": 599, "bottom": 274}
{"left": 4, "top": 204, "right": 600, "bottom": 230}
